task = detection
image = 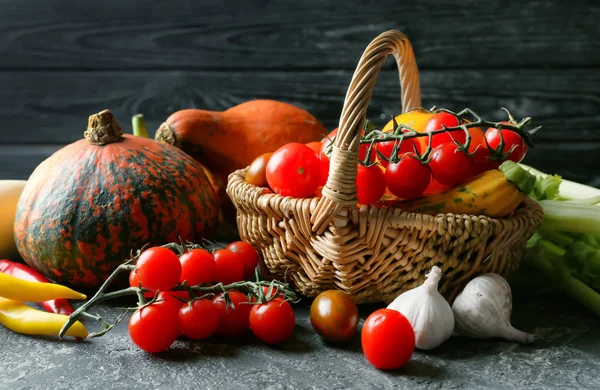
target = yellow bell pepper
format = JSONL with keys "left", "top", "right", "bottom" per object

{"left": 0, "top": 272, "right": 87, "bottom": 302}
{"left": 0, "top": 297, "right": 88, "bottom": 338}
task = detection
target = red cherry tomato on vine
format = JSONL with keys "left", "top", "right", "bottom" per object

{"left": 322, "top": 128, "right": 374, "bottom": 162}
{"left": 423, "top": 112, "right": 466, "bottom": 148}
{"left": 129, "top": 270, "right": 155, "bottom": 298}
{"left": 428, "top": 142, "right": 474, "bottom": 187}
{"left": 471, "top": 144, "right": 503, "bottom": 176}
{"left": 135, "top": 247, "right": 182, "bottom": 292}
{"left": 385, "top": 154, "right": 431, "bottom": 199}
{"left": 375, "top": 134, "right": 422, "bottom": 168}
{"left": 212, "top": 291, "right": 252, "bottom": 338}
{"left": 485, "top": 124, "right": 528, "bottom": 163}
{"left": 250, "top": 299, "right": 296, "bottom": 344}
{"left": 356, "top": 164, "right": 386, "bottom": 205}
{"left": 179, "top": 249, "right": 216, "bottom": 286}
{"left": 179, "top": 299, "right": 220, "bottom": 340}
{"left": 361, "top": 308, "right": 415, "bottom": 370}
{"left": 226, "top": 241, "right": 261, "bottom": 279}
{"left": 266, "top": 143, "right": 322, "bottom": 198}
{"left": 213, "top": 249, "right": 245, "bottom": 285}
{"left": 128, "top": 303, "right": 179, "bottom": 353}
{"left": 305, "top": 141, "right": 323, "bottom": 155}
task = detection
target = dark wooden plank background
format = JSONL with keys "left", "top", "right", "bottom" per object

{"left": 1, "top": 0, "right": 599, "bottom": 185}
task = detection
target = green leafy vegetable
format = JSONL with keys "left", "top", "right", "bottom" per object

{"left": 520, "top": 164, "right": 600, "bottom": 316}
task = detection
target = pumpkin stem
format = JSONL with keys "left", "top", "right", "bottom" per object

{"left": 84, "top": 109, "right": 124, "bottom": 145}
{"left": 155, "top": 122, "right": 177, "bottom": 146}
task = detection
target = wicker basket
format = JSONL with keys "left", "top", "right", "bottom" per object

{"left": 226, "top": 30, "right": 543, "bottom": 304}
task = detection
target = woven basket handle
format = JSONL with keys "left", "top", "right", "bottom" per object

{"left": 311, "top": 30, "right": 422, "bottom": 233}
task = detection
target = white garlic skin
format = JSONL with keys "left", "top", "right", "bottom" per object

{"left": 451, "top": 273, "right": 534, "bottom": 343}
{"left": 387, "top": 266, "right": 455, "bottom": 350}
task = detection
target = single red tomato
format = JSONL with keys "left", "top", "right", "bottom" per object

{"left": 471, "top": 143, "right": 503, "bottom": 176}
{"left": 250, "top": 299, "right": 296, "bottom": 344}
{"left": 155, "top": 290, "right": 189, "bottom": 315}
{"left": 309, "top": 290, "right": 359, "bottom": 344}
{"left": 179, "top": 249, "right": 217, "bottom": 286}
{"left": 250, "top": 285, "right": 284, "bottom": 302}
{"left": 212, "top": 291, "right": 252, "bottom": 338}
{"left": 385, "top": 154, "right": 431, "bottom": 199}
{"left": 423, "top": 178, "right": 452, "bottom": 196}
{"left": 485, "top": 124, "right": 528, "bottom": 163}
{"left": 361, "top": 309, "right": 415, "bottom": 370}
{"left": 322, "top": 128, "right": 374, "bottom": 162}
{"left": 128, "top": 303, "right": 179, "bottom": 353}
{"left": 305, "top": 141, "right": 323, "bottom": 155}
{"left": 428, "top": 142, "right": 474, "bottom": 187}
{"left": 213, "top": 249, "right": 245, "bottom": 285}
{"left": 423, "top": 112, "right": 466, "bottom": 148}
{"left": 179, "top": 299, "right": 220, "bottom": 340}
{"left": 135, "top": 247, "right": 182, "bottom": 292}
{"left": 226, "top": 241, "right": 260, "bottom": 279}
{"left": 375, "top": 135, "right": 422, "bottom": 168}
{"left": 356, "top": 164, "right": 386, "bottom": 205}
{"left": 129, "top": 269, "right": 155, "bottom": 298}
{"left": 266, "top": 143, "right": 322, "bottom": 198}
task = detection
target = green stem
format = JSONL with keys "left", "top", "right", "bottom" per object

{"left": 132, "top": 114, "right": 149, "bottom": 138}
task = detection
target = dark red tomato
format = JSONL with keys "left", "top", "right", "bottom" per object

{"left": 428, "top": 142, "right": 474, "bottom": 187}
{"left": 213, "top": 249, "right": 245, "bottom": 285}
{"left": 361, "top": 309, "right": 415, "bottom": 370}
{"left": 179, "top": 249, "right": 217, "bottom": 286}
{"left": 309, "top": 290, "right": 359, "bottom": 344}
{"left": 135, "top": 247, "right": 182, "bottom": 292}
{"left": 266, "top": 143, "right": 322, "bottom": 198}
{"left": 226, "top": 241, "right": 260, "bottom": 279}
{"left": 129, "top": 269, "right": 155, "bottom": 298}
{"left": 212, "top": 291, "right": 253, "bottom": 338}
{"left": 423, "top": 112, "right": 466, "bottom": 148}
{"left": 245, "top": 152, "right": 272, "bottom": 187}
{"left": 471, "top": 144, "right": 503, "bottom": 176}
{"left": 179, "top": 299, "right": 220, "bottom": 340}
{"left": 250, "top": 299, "right": 296, "bottom": 344}
{"left": 356, "top": 164, "right": 386, "bottom": 205}
{"left": 385, "top": 154, "right": 431, "bottom": 200}
{"left": 485, "top": 123, "right": 528, "bottom": 163}
{"left": 128, "top": 303, "right": 179, "bottom": 353}
{"left": 375, "top": 135, "right": 422, "bottom": 168}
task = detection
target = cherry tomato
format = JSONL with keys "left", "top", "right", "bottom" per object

{"left": 250, "top": 299, "right": 296, "bottom": 344}
{"left": 423, "top": 178, "right": 452, "bottom": 196}
{"left": 179, "top": 249, "right": 217, "bottom": 286}
{"left": 485, "top": 124, "right": 528, "bottom": 163}
{"left": 245, "top": 152, "right": 272, "bottom": 187}
{"left": 129, "top": 269, "right": 155, "bottom": 298}
{"left": 423, "top": 112, "right": 466, "bottom": 148}
{"left": 385, "top": 154, "right": 431, "bottom": 200}
{"left": 375, "top": 135, "right": 421, "bottom": 168}
{"left": 250, "top": 285, "right": 284, "bottom": 302}
{"left": 471, "top": 143, "right": 503, "bottom": 176}
{"left": 356, "top": 164, "right": 386, "bottom": 205}
{"left": 305, "top": 141, "right": 323, "bottom": 155}
{"left": 266, "top": 143, "right": 321, "bottom": 198}
{"left": 466, "top": 127, "right": 486, "bottom": 153}
{"left": 128, "top": 303, "right": 179, "bottom": 353}
{"left": 322, "top": 128, "right": 374, "bottom": 162}
{"left": 309, "top": 290, "right": 359, "bottom": 344}
{"left": 226, "top": 241, "right": 260, "bottom": 279}
{"left": 212, "top": 291, "right": 252, "bottom": 338}
{"left": 135, "top": 247, "right": 182, "bottom": 292}
{"left": 179, "top": 299, "right": 220, "bottom": 340}
{"left": 213, "top": 248, "right": 245, "bottom": 285}
{"left": 428, "top": 142, "right": 474, "bottom": 187}
{"left": 155, "top": 290, "right": 189, "bottom": 315}
{"left": 361, "top": 308, "right": 415, "bottom": 370}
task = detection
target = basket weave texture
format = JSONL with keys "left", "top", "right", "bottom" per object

{"left": 226, "top": 30, "right": 543, "bottom": 304}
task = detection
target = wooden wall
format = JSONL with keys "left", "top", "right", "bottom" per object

{"left": 1, "top": 0, "right": 599, "bottom": 184}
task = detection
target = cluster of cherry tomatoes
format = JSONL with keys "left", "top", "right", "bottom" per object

{"left": 246, "top": 110, "right": 529, "bottom": 205}
{"left": 127, "top": 243, "right": 295, "bottom": 353}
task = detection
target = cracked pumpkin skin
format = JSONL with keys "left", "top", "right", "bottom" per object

{"left": 14, "top": 110, "right": 219, "bottom": 291}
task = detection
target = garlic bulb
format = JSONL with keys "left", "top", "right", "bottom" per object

{"left": 387, "top": 266, "right": 454, "bottom": 350}
{"left": 451, "top": 273, "right": 534, "bottom": 343}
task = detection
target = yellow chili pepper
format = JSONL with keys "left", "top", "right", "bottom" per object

{"left": 0, "top": 272, "right": 87, "bottom": 302}
{"left": 0, "top": 297, "right": 88, "bottom": 338}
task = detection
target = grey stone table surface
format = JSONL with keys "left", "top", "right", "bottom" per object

{"left": 1, "top": 273, "right": 600, "bottom": 390}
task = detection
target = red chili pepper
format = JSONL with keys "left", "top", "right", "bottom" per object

{"left": 0, "top": 259, "right": 75, "bottom": 315}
